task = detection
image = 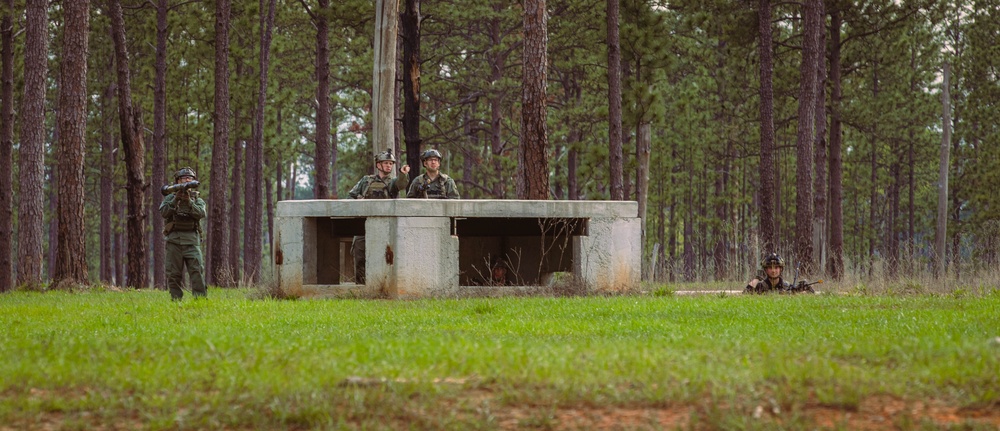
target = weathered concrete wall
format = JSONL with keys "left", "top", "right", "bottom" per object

{"left": 274, "top": 200, "right": 640, "bottom": 298}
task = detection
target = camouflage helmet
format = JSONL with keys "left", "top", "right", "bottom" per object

{"left": 420, "top": 149, "right": 442, "bottom": 162}
{"left": 174, "top": 167, "right": 197, "bottom": 181}
{"left": 761, "top": 253, "right": 784, "bottom": 269}
{"left": 374, "top": 149, "right": 396, "bottom": 163}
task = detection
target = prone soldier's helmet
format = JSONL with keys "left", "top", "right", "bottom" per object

{"left": 420, "top": 149, "right": 442, "bottom": 162}
{"left": 761, "top": 253, "right": 784, "bottom": 269}
{"left": 375, "top": 149, "right": 396, "bottom": 163}
{"left": 174, "top": 167, "right": 197, "bottom": 181}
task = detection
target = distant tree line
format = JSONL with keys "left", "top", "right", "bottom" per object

{"left": 0, "top": 0, "right": 997, "bottom": 292}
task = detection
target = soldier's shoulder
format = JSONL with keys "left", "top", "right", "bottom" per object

{"left": 439, "top": 173, "right": 452, "bottom": 180}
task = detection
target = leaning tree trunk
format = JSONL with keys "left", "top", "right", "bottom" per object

{"left": 757, "top": 0, "right": 777, "bottom": 253}
{"left": 519, "top": 0, "right": 550, "bottom": 200}
{"left": 209, "top": 0, "right": 231, "bottom": 286}
{"left": 109, "top": 0, "right": 148, "bottom": 289}
{"left": 53, "top": 0, "right": 91, "bottom": 287}
{"left": 0, "top": 0, "right": 13, "bottom": 292}
{"left": 17, "top": 0, "right": 49, "bottom": 288}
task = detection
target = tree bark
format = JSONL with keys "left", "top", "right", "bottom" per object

{"left": 401, "top": 0, "right": 421, "bottom": 185}
{"left": 109, "top": 0, "right": 148, "bottom": 289}
{"left": 607, "top": 0, "right": 623, "bottom": 201}
{"left": 827, "top": 9, "right": 844, "bottom": 279}
{"left": 209, "top": 0, "right": 231, "bottom": 286}
{"left": 812, "top": 0, "right": 828, "bottom": 276}
{"left": 313, "top": 0, "right": 332, "bottom": 199}
{"left": 229, "top": 139, "right": 243, "bottom": 283}
{"left": 100, "top": 81, "right": 116, "bottom": 284}
{"left": 54, "top": 0, "right": 91, "bottom": 286}
{"left": 373, "top": 0, "right": 398, "bottom": 162}
{"left": 934, "top": 63, "right": 951, "bottom": 278}
{"left": 17, "top": 0, "right": 48, "bottom": 288}
{"left": 0, "top": 0, "right": 13, "bottom": 292}
{"left": 519, "top": 0, "right": 550, "bottom": 200}
{"left": 152, "top": 0, "right": 169, "bottom": 289}
{"left": 245, "top": 0, "right": 276, "bottom": 283}
{"left": 794, "top": 0, "right": 821, "bottom": 275}
{"left": 757, "top": 0, "right": 777, "bottom": 253}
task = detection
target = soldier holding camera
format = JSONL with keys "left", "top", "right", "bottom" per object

{"left": 407, "top": 149, "right": 460, "bottom": 199}
{"left": 159, "top": 167, "right": 207, "bottom": 300}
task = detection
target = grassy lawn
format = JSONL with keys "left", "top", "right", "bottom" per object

{"left": 1, "top": 287, "right": 998, "bottom": 430}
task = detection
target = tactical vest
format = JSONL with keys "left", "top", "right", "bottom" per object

{"left": 366, "top": 180, "right": 390, "bottom": 199}
{"left": 165, "top": 215, "right": 200, "bottom": 234}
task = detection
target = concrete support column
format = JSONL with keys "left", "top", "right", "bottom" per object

{"left": 365, "top": 216, "right": 459, "bottom": 298}
{"left": 574, "top": 217, "right": 641, "bottom": 292}
{"left": 275, "top": 216, "right": 307, "bottom": 288}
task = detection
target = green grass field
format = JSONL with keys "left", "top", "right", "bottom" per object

{"left": 2, "top": 287, "right": 998, "bottom": 430}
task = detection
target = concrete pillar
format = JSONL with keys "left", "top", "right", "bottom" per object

{"left": 274, "top": 216, "right": 306, "bottom": 290}
{"left": 574, "top": 217, "right": 641, "bottom": 293}
{"left": 365, "top": 216, "right": 459, "bottom": 298}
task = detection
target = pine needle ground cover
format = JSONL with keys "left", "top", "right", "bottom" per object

{"left": 1, "top": 289, "right": 998, "bottom": 430}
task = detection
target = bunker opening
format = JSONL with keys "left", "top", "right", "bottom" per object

{"left": 455, "top": 217, "right": 588, "bottom": 286}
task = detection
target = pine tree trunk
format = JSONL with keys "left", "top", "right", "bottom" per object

{"left": 151, "top": 0, "right": 168, "bottom": 289}
{"left": 827, "top": 9, "right": 844, "bottom": 279}
{"left": 607, "top": 0, "right": 623, "bottom": 200}
{"left": 794, "top": 0, "right": 820, "bottom": 275}
{"left": 17, "top": 0, "right": 48, "bottom": 288}
{"left": 245, "top": 0, "right": 276, "bottom": 283}
{"left": 109, "top": 0, "right": 148, "bottom": 289}
{"left": 0, "top": 0, "right": 13, "bottom": 292}
{"left": 935, "top": 63, "right": 951, "bottom": 278}
{"left": 811, "top": 0, "right": 828, "bottom": 277}
{"left": 229, "top": 139, "right": 243, "bottom": 283}
{"left": 757, "top": 0, "right": 777, "bottom": 253}
{"left": 313, "top": 0, "right": 332, "bottom": 199}
{"left": 100, "top": 82, "right": 116, "bottom": 284}
{"left": 519, "top": 0, "right": 549, "bottom": 200}
{"left": 401, "top": 0, "right": 421, "bottom": 185}
{"left": 209, "top": 0, "right": 231, "bottom": 286}
{"left": 54, "top": 0, "right": 91, "bottom": 286}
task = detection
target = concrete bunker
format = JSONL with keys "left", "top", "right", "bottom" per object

{"left": 275, "top": 200, "right": 641, "bottom": 298}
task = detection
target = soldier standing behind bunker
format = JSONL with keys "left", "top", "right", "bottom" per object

{"left": 348, "top": 150, "right": 410, "bottom": 283}
{"left": 159, "top": 167, "right": 207, "bottom": 300}
{"left": 407, "top": 149, "right": 460, "bottom": 199}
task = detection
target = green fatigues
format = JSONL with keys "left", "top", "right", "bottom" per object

{"left": 744, "top": 277, "right": 790, "bottom": 294}
{"left": 348, "top": 174, "right": 409, "bottom": 283}
{"left": 406, "top": 173, "right": 460, "bottom": 199}
{"left": 160, "top": 191, "right": 207, "bottom": 300}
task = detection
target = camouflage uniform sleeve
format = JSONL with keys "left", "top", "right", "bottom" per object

{"left": 159, "top": 193, "right": 177, "bottom": 219}
{"left": 190, "top": 194, "right": 207, "bottom": 220}
{"left": 406, "top": 174, "right": 423, "bottom": 198}
{"left": 348, "top": 176, "right": 368, "bottom": 199}
{"left": 394, "top": 174, "right": 410, "bottom": 197}
{"left": 445, "top": 177, "right": 460, "bottom": 199}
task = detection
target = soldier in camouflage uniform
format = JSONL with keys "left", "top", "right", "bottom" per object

{"left": 348, "top": 150, "right": 411, "bottom": 283}
{"left": 159, "top": 167, "right": 207, "bottom": 300}
{"left": 407, "top": 149, "right": 460, "bottom": 199}
{"left": 745, "top": 253, "right": 792, "bottom": 294}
